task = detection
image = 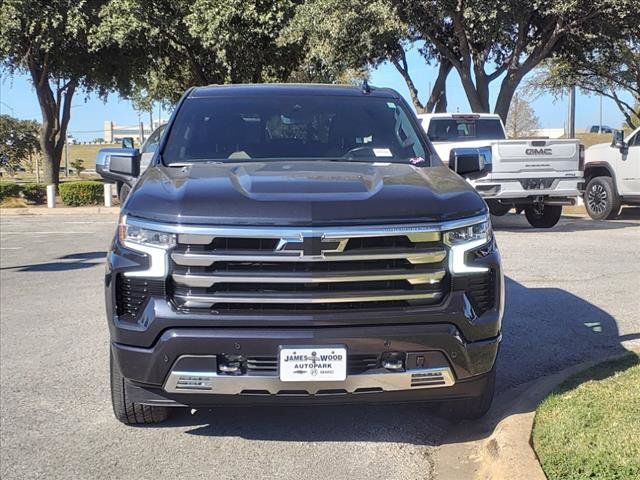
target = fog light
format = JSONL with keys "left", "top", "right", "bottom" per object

{"left": 218, "top": 354, "right": 245, "bottom": 375}
{"left": 381, "top": 352, "right": 405, "bottom": 371}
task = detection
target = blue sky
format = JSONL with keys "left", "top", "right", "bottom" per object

{"left": 0, "top": 45, "right": 629, "bottom": 141}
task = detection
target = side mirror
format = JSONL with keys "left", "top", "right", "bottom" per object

{"left": 121, "top": 137, "right": 135, "bottom": 149}
{"left": 611, "top": 130, "right": 627, "bottom": 151}
{"left": 95, "top": 148, "right": 140, "bottom": 185}
{"left": 449, "top": 147, "right": 492, "bottom": 179}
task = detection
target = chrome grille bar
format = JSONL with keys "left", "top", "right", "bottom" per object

{"left": 172, "top": 269, "right": 446, "bottom": 288}
{"left": 174, "top": 290, "right": 443, "bottom": 308}
{"left": 171, "top": 249, "right": 447, "bottom": 266}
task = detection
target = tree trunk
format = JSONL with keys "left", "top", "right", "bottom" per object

{"left": 426, "top": 60, "right": 452, "bottom": 113}
{"left": 28, "top": 60, "right": 77, "bottom": 186}
{"left": 494, "top": 72, "right": 520, "bottom": 123}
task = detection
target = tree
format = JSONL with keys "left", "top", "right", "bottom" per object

{"left": 94, "top": 0, "right": 314, "bottom": 105}
{"left": 0, "top": 115, "right": 41, "bottom": 174}
{"left": 526, "top": 32, "right": 639, "bottom": 129}
{"left": 396, "top": 0, "right": 630, "bottom": 121}
{"left": 70, "top": 159, "right": 85, "bottom": 176}
{"left": 506, "top": 94, "right": 540, "bottom": 138}
{"left": 0, "top": 0, "right": 138, "bottom": 186}
{"left": 282, "top": 0, "right": 452, "bottom": 113}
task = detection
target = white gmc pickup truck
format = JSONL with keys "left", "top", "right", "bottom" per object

{"left": 418, "top": 113, "right": 584, "bottom": 228}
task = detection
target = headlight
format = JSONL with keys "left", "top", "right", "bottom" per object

{"left": 443, "top": 220, "right": 491, "bottom": 246}
{"left": 118, "top": 216, "right": 175, "bottom": 278}
{"left": 118, "top": 217, "right": 176, "bottom": 249}
{"left": 444, "top": 219, "right": 492, "bottom": 274}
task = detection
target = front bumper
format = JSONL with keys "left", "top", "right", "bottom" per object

{"left": 113, "top": 324, "right": 500, "bottom": 406}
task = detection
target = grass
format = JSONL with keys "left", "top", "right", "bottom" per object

{"left": 66, "top": 143, "right": 120, "bottom": 170}
{"left": 0, "top": 197, "right": 28, "bottom": 208}
{"left": 575, "top": 133, "right": 612, "bottom": 148}
{"left": 532, "top": 354, "right": 640, "bottom": 480}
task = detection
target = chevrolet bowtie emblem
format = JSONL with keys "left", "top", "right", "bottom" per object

{"left": 276, "top": 236, "right": 348, "bottom": 257}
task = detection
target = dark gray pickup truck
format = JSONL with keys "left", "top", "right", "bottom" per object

{"left": 97, "top": 84, "right": 503, "bottom": 425}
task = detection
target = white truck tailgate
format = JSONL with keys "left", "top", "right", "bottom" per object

{"left": 491, "top": 140, "right": 579, "bottom": 174}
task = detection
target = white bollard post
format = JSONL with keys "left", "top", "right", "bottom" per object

{"left": 46, "top": 184, "right": 56, "bottom": 208}
{"left": 104, "top": 183, "right": 113, "bottom": 208}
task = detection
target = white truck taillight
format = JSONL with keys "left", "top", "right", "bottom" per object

{"left": 579, "top": 144, "right": 585, "bottom": 171}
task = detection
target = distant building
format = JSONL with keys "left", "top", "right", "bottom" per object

{"left": 103, "top": 121, "right": 163, "bottom": 144}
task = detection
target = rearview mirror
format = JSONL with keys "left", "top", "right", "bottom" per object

{"left": 449, "top": 147, "right": 492, "bottom": 179}
{"left": 611, "top": 130, "right": 627, "bottom": 152}
{"left": 95, "top": 147, "right": 140, "bottom": 185}
{"left": 121, "top": 137, "right": 135, "bottom": 149}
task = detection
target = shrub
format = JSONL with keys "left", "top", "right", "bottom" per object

{"left": 20, "top": 183, "right": 47, "bottom": 204}
{"left": 0, "top": 182, "right": 21, "bottom": 200}
{"left": 59, "top": 181, "right": 104, "bottom": 206}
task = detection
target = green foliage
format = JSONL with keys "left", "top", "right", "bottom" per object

{"left": 94, "top": 0, "right": 314, "bottom": 105}
{"left": 59, "top": 181, "right": 104, "bottom": 206}
{"left": 0, "top": 182, "right": 21, "bottom": 200}
{"left": 20, "top": 183, "right": 47, "bottom": 204}
{"left": 0, "top": 0, "right": 139, "bottom": 185}
{"left": 532, "top": 355, "right": 640, "bottom": 480}
{"left": 527, "top": 29, "right": 640, "bottom": 129}
{"left": 70, "top": 158, "right": 85, "bottom": 176}
{"left": 0, "top": 114, "right": 40, "bottom": 173}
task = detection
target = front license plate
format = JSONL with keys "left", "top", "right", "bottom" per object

{"left": 279, "top": 346, "right": 347, "bottom": 382}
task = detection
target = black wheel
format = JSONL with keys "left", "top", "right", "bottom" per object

{"left": 524, "top": 204, "right": 562, "bottom": 228}
{"left": 439, "top": 366, "right": 496, "bottom": 421}
{"left": 118, "top": 183, "right": 131, "bottom": 204}
{"left": 486, "top": 200, "right": 511, "bottom": 217}
{"left": 110, "top": 350, "right": 170, "bottom": 425}
{"left": 584, "top": 176, "right": 621, "bottom": 220}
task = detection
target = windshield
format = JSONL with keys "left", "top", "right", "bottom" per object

{"left": 427, "top": 118, "right": 506, "bottom": 142}
{"left": 162, "top": 95, "right": 430, "bottom": 165}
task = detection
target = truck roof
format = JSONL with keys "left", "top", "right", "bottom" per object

{"left": 190, "top": 83, "right": 402, "bottom": 99}
{"left": 417, "top": 113, "right": 502, "bottom": 121}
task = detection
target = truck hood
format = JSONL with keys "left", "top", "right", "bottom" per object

{"left": 123, "top": 161, "right": 486, "bottom": 226}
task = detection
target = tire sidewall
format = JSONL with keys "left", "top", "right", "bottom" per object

{"left": 584, "top": 177, "right": 617, "bottom": 220}
{"left": 524, "top": 204, "right": 562, "bottom": 228}
{"left": 119, "top": 183, "right": 131, "bottom": 205}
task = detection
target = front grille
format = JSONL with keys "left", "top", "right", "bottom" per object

{"left": 115, "top": 275, "right": 166, "bottom": 321}
{"left": 466, "top": 269, "right": 495, "bottom": 316}
{"left": 168, "top": 227, "right": 448, "bottom": 313}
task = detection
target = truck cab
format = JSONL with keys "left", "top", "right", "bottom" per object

{"left": 418, "top": 113, "right": 584, "bottom": 228}
{"left": 583, "top": 128, "right": 640, "bottom": 219}
{"left": 98, "top": 84, "right": 503, "bottom": 425}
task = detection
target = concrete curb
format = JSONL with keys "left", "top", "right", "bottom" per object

{"left": 436, "top": 339, "right": 640, "bottom": 480}
{"left": 0, "top": 206, "right": 120, "bottom": 216}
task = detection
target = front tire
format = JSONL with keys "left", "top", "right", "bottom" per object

{"left": 118, "top": 182, "right": 131, "bottom": 205}
{"left": 524, "top": 204, "right": 562, "bottom": 228}
{"left": 110, "top": 351, "right": 170, "bottom": 425}
{"left": 584, "top": 176, "right": 621, "bottom": 220}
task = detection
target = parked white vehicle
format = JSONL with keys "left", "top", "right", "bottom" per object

{"left": 418, "top": 113, "right": 584, "bottom": 228}
{"left": 583, "top": 128, "right": 640, "bottom": 219}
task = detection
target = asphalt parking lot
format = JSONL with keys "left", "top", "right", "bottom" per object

{"left": 1, "top": 209, "right": 639, "bottom": 480}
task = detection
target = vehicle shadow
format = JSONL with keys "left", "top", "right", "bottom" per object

{"left": 491, "top": 208, "right": 640, "bottom": 233}
{"left": 151, "top": 276, "right": 637, "bottom": 446}
{"left": 0, "top": 251, "right": 106, "bottom": 271}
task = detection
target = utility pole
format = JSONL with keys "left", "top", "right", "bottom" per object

{"left": 567, "top": 86, "right": 576, "bottom": 138}
{"left": 64, "top": 135, "right": 69, "bottom": 177}
{"left": 599, "top": 94, "right": 603, "bottom": 132}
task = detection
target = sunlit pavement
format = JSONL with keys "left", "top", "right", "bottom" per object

{"left": 1, "top": 210, "right": 638, "bottom": 480}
